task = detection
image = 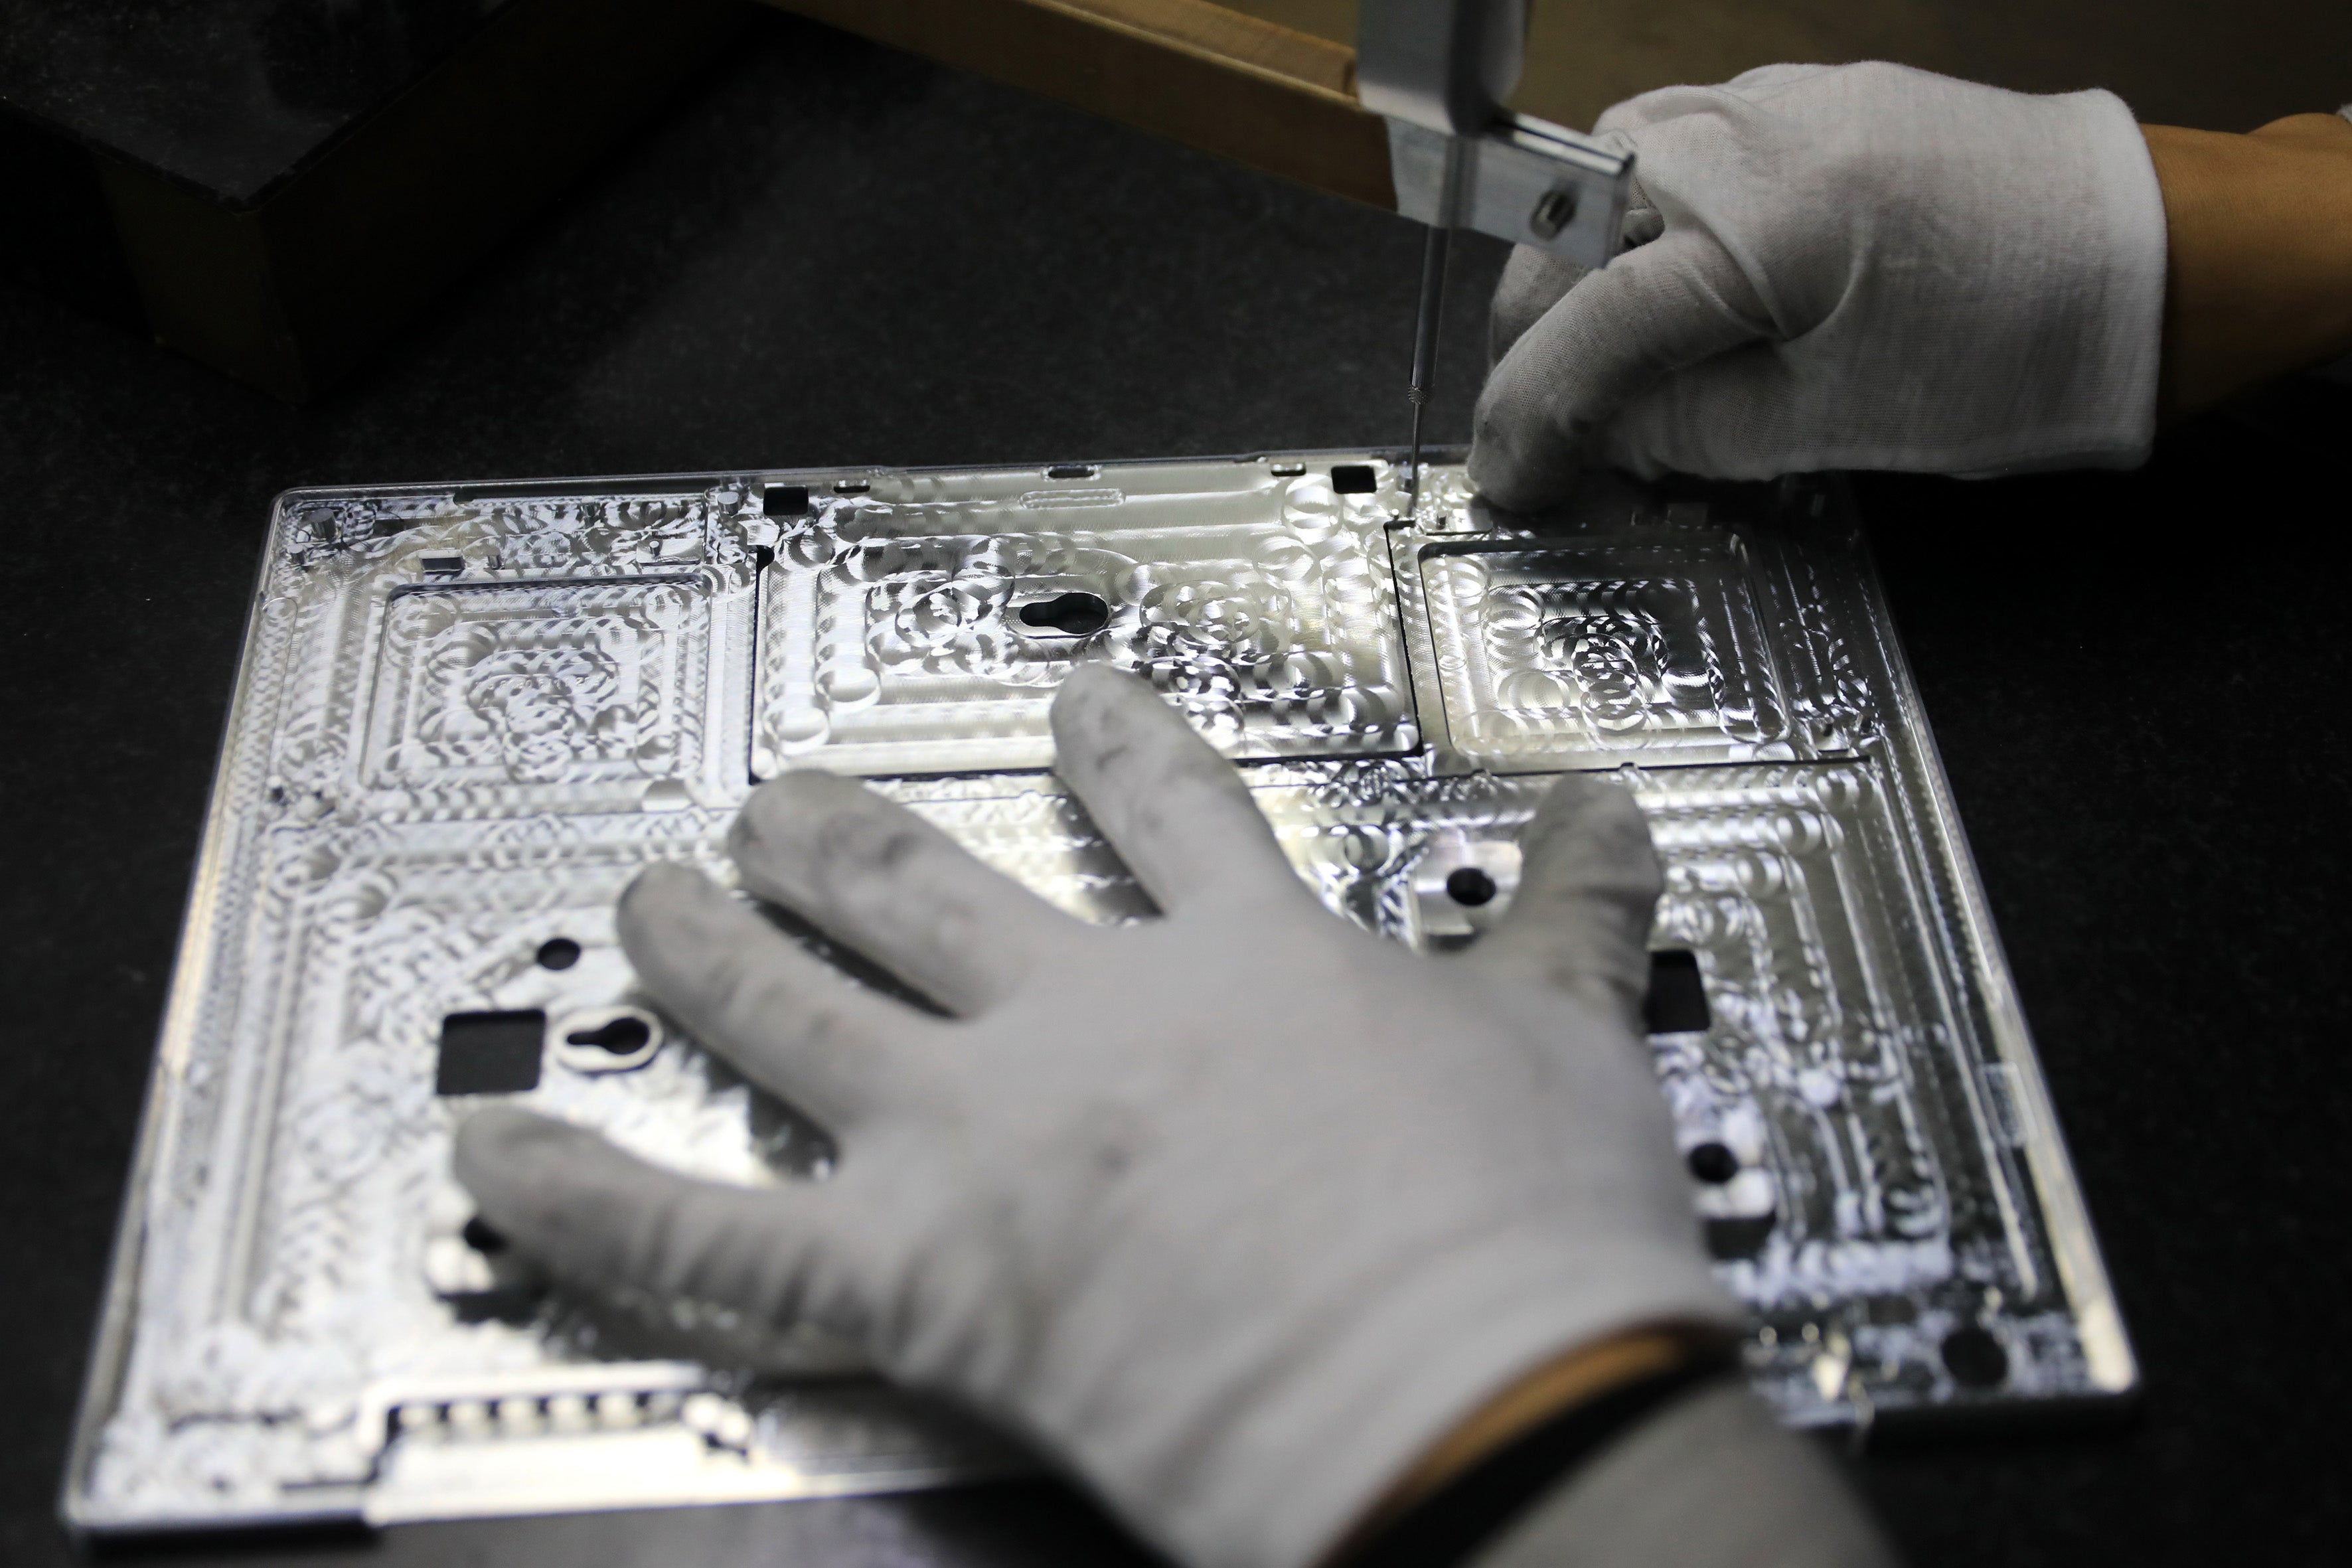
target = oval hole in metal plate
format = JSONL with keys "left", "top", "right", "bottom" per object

{"left": 552, "top": 1006, "right": 663, "bottom": 1073}
{"left": 1015, "top": 591, "right": 1111, "bottom": 637}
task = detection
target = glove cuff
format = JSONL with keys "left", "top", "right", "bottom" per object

{"left": 1949, "top": 86, "right": 2168, "bottom": 476}
{"left": 1147, "top": 1231, "right": 1738, "bottom": 1568}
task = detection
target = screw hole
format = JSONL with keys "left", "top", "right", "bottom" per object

{"left": 1686, "top": 1142, "right": 1739, "bottom": 1184}
{"left": 1530, "top": 187, "right": 1578, "bottom": 240}
{"left": 1445, "top": 867, "right": 1498, "bottom": 906}
{"left": 461, "top": 1217, "right": 509, "bottom": 1255}
{"left": 536, "top": 937, "right": 581, "bottom": 971}
{"left": 1941, "top": 1326, "right": 2009, "bottom": 1388}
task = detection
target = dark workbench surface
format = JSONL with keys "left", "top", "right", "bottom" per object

{"left": 4, "top": 13, "right": 2346, "bottom": 1566}
{"left": 0, "top": 0, "right": 511, "bottom": 204}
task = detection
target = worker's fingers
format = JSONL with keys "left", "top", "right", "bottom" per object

{"left": 1488, "top": 246, "right": 1590, "bottom": 366}
{"left": 1468, "top": 228, "right": 1766, "bottom": 510}
{"left": 1485, "top": 155, "right": 1654, "bottom": 368}
{"left": 455, "top": 1106, "right": 853, "bottom": 1326}
{"left": 618, "top": 861, "right": 940, "bottom": 1129}
{"left": 1713, "top": 62, "right": 1842, "bottom": 99}
{"left": 1048, "top": 664, "right": 1307, "bottom": 913}
{"left": 1591, "top": 68, "right": 1838, "bottom": 138}
{"left": 1463, "top": 775, "right": 1663, "bottom": 1034}
{"left": 1486, "top": 210, "right": 1666, "bottom": 366}
{"left": 728, "top": 772, "right": 1081, "bottom": 1016}
{"left": 1591, "top": 341, "right": 1814, "bottom": 480}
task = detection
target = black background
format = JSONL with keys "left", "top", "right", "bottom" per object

{"left": 5, "top": 14, "right": 2347, "bottom": 1566}
{"left": 1, "top": 0, "right": 509, "bottom": 202}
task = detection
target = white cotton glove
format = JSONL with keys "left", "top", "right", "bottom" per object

{"left": 1470, "top": 61, "right": 2171, "bottom": 505}
{"left": 455, "top": 665, "right": 1735, "bottom": 1568}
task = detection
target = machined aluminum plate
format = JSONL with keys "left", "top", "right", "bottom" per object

{"left": 66, "top": 453, "right": 2135, "bottom": 1533}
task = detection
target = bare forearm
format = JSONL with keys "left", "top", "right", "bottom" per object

{"left": 2146, "top": 113, "right": 2352, "bottom": 419}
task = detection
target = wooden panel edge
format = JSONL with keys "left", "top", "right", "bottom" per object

{"left": 768, "top": 0, "right": 1397, "bottom": 210}
{"left": 1040, "top": 0, "right": 1356, "bottom": 99}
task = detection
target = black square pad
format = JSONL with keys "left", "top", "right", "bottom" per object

{"left": 435, "top": 1010, "right": 546, "bottom": 1095}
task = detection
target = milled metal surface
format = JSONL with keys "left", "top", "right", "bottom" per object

{"left": 66, "top": 453, "right": 2133, "bottom": 1533}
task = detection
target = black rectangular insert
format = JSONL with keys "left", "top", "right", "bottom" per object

{"left": 1642, "top": 950, "right": 1711, "bottom": 1035}
{"left": 435, "top": 1010, "right": 546, "bottom": 1095}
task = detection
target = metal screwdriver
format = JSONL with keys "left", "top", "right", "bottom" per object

{"left": 1405, "top": 220, "right": 1450, "bottom": 519}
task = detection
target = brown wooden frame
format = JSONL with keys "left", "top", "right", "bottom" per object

{"left": 769, "top": 0, "right": 1399, "bottom": 209}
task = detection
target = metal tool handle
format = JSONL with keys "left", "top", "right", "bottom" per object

{"left": 1358, "top": 0, "right": 1633, "bottom": 270}
{"left": 1356, "top": 0, "right": 1527, "bottom": 137}
{"left": 1362, "top": 1, "right": 1633, "bottom": 515}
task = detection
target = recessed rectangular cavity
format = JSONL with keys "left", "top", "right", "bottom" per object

{"left": 362, "top": 578, "right": 706, "bottom": 798}
{"left": 763, "top": 484, "right": 810, "bottom": 518}
{"left": 435, "top": 1010, "right": 545, "bottom": 1095}
{"left": 1643, "top": 949, "right": 1711, "bottom": 1034}
{"left": 1418, "top": 533, "right": 1790, "bottom": 769}
{"left": 1044, "top": 463, "right": 1097, "bottom": 480}
{"left": 750, "top": 457, "right": 1417, "bottom": 775}
{"left": 1330, "top": 463, "right": 1379, "bottom": 493}
{"left": 1251, "top": 759, "right": 1970, "bottom": 1306}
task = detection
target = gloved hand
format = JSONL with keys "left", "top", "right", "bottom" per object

{"left": 455, "top": 665, "right": 1734, "bottom": 1568}
{"left": 1470, "top": 62, "right": 2170, "bottom": 506}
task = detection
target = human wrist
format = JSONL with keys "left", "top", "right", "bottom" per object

{"left": 2145, "top": 114, "right": 2352, "bottom": 418}
{"left": 1111, "top": 1212, "right": 1736, "bottom": 1568}
{"left": 1334, "top": 1324, "right": 1721, "bottom": 1555}
{"left": 1460, "top": 1381, "right": 1900, "bottom": 1568}
{"left": 1324, "top": 1324, "right": 1738, "bottom": 1568}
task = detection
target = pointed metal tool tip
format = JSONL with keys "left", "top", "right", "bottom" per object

{"left": 1403, "top": 220, "right": 1450, "bottom": 523}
